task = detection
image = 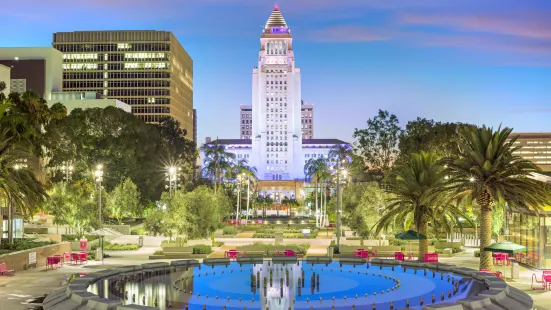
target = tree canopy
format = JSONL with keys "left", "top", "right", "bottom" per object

{"left": 43, "top": 106, "right": 196, "bottom": 205}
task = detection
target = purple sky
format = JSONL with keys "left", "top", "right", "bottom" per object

{"left": 3, "top": 0, "right": 551, "bottom": 144}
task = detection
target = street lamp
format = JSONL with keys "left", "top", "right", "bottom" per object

{"left": 165, "top": 166, "right": 182, "bottom": 197}
{"left": 61, "top": 161, "right": 74, "bottom": 184}
{"left": 95, "top": 164, "right": 104, "bottom": 227}
{"left": 9, "top": 159, "right": 28, "bottom": 243}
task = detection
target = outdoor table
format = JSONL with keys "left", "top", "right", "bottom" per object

{"left": 71, "top": 252, "right": 82, "bottom": 265}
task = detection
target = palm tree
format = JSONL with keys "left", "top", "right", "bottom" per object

{"left": 0, "top": 135, "right": 47, "bottom": 242}
{"left": 375, "top": 152, "right": 447, "bottom": 260}
{"left": 304, "top": 157, "right": 328, "bottom": 227}
{"left": 201, "top": 140, "right": 235, "bottom": 193}
{"left": 442, "top": 125, "right": 551, "bottom": 270}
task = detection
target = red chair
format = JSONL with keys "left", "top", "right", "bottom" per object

{"left": 46, "top": 257, "right": 57, "bottom": 270}
{"left": 79, "top": 252, "right": 88, "bottom": 264}
{"left": 480, "top": 269, "right": 503, "bottom": 278}
{"left": 0, "top": 263, "right": 15, "bottom": 276}
{"left": 394, "top": 252, "right": 405, "bottom": 261}
{"left": 226, "top": 250, "right": 239, "bottom": 260}
{"left": 71, "top": 252, "right": 80, "bottom": 265}
{"left": 284, "top": 250, "right": 296, "bottom": 257}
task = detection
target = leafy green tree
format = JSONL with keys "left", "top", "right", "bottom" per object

{"left": 398, "top": 118, "right": 473, "bottom": 164}
{"left": 353, "top": 110, "right": 401, "bottom": 176}
{"left": 44, "top": 181, "right": 98, "bottom": 237}
{"left": 106, "top": 178, "right": 141, "bottom": 223}
{"left": 144, "top": 206, "right": 166, "bottom": 237}
{"left": 43, "top": 106, "right": 196, "bottom": 203}
{"left": 334, "top": 182, "right": 389, "bottom": 238}
{"left": 443, "top": 125, "right": 551, "bottom": 270}
{"left": 158, "top": 186, "right": 231, "bottom": 241}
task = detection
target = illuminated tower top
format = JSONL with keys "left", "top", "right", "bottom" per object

{"left": 263, "top": 5, "right": 290, "bottom": 35}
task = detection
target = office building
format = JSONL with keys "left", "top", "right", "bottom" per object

{"left": 0, "top": 47, "right": 63, "bottom": 100}
{"left": 510, "top": 132, "right": 551, "bottom": 172}
{"left": 52, "top": 30, "right": 195, "bottom": 140}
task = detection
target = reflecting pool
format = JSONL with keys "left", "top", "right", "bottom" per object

{"left": 88, "top": 261, "right": 474, "bottom": 309}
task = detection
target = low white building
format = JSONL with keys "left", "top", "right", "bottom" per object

{"left": 0, "top": 64, "right": 10, "bottom": 97}
{"left": 47, "top": 91, "right": 131, "bottom": 113}
{"left": 0, "top": 47, "right": 63, "bottom": 100}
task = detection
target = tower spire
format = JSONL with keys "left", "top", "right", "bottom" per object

{"left": 265, "top": 5, "right": 287, "bottom": 29}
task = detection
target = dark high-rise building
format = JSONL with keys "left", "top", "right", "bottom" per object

{"left": 52, "top": 30, "right": 194, "bottom": 140}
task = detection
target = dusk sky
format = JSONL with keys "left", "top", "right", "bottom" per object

{"left": 3, "top": 0, "right": 551, "bottom": 144}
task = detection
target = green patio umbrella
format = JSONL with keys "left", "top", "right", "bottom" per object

{"left": 395, "top": 230, "right": 427, "bottom": 240}
{"left": 395, "top": 230, "right": 427, "bottom": 259}
{"left": 483, "top": 241, "right": 527, "bottom": 255}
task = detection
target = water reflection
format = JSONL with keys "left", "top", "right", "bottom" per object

{"left": 87, "top": 261, "right": 470, "bottom": 310}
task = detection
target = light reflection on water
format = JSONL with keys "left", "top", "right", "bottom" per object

{"left": 87, "top": 261, "right": 472, "bottom": 310}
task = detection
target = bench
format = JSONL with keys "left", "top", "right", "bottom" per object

{"left": 0, "top": 263, "right": 14, "bottom": 276}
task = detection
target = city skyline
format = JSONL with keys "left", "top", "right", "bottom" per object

{"left": 2, "top": 0, "right": 551, "bottom": 144}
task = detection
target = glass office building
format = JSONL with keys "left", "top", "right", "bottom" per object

{"left": 52, "top": 31, "right": 194, "bottom": 141}
{"left": 508, "top": 209, "right": 550, "bottom": 269}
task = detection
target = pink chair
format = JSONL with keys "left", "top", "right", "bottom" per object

{"left": 424, "top": 253, "right": 438, "bottom": 263}
{"left": 284, "top": 250, "right": 296, "bottom": 257}
{"left": 394, "top": 252, "right": 405, "bottom": 261}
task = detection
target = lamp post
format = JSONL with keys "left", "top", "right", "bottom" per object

{"left": 165, "top": 166, "right": 182, "bottom": 197}
{"left": 61, "top": 161, "right": 74, "bottom": 184}
{"left": 95, "top": 164, "right": 104, "bottom": 227}
{"left": 9, "top": 159, "right": 28, "bottom": 243}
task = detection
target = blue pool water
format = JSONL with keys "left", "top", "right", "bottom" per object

{"left": 88, "top": 261, "right": 474, "bottom": 310}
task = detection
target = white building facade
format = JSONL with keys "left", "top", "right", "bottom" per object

{"left": 202, "top": 7, "right": 348, "bottom": 181}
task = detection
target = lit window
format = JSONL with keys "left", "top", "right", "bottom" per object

{"left": 117, "top": 43, "right": 131, "bottom": 49}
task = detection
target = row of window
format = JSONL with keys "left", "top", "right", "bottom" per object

{"left": 241, "top": 119, "right": 252, "bottom": 124}
{"left": 54, "top": 43, "right": 171, "bottom": 53}
{"left": 241, "top": 125, "right": 251, "bottom": 130}
{"left": 241, "top": 113, "right": 252, "bottom": 118}
{"left": 137, "top": 114, "right": 168, "bottom": 123}
{"left": 266, "top": 81, "right": 287, "bottom": 85}
{"left": 114, "top": 98, "right": 170, "bottom": 106}
{"left": 302, "top": 125, "right": 313, "bottom": 129}
{"left": 131, "top": 106, "right": 170, "bottom": 114}
{"left": 236, "top": 154, "right": 250, "bottom": 158}
{"left": 306, "top": 154, "right": 326, "bottom": 158}
{"left": 64, "top": 72, "right": 171, "bottom": 79}
{"left": 302, "top": 119, "right": 312, "bottom": 123}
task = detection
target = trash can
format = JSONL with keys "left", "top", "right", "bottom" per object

{"left": 511, "top": 261, "right": 520, "bottom": 279}
{"left": 95, "top": 247, "right": 103, "bottom": 261}
{"left": 138, "top": 236, "right": 144, "bottom": 247}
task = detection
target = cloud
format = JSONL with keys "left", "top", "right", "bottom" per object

{"left": 399, "top": 11, "right": 551, "bottom": 40}
{"left": 304, "top": 26, "right": 388, "bottom": 42}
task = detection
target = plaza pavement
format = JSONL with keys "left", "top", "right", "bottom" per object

{"left": 1, "top": 236, "right": 550, "bottom": 310}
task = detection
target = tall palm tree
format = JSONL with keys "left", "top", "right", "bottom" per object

{"left": 304, "top": 157, "right": 327, "bottom": 227}
{"left": 201, "top": 140, "right": 235, "bottom": 193}
{"left": 375, "top": 152, "right": 447, "bottom": 260}
{"left": 442, "top": 125, "right": 551, "bottom": 270}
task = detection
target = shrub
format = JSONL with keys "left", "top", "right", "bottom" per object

{"left": 474, "top": 250, "right": 480, "bottom": 257}
{"left": 0, "top": 239, "right": 56, "bottom": 252}
{"left": 192, "top": 245, "right": 213, "bottom": 254}
{"left": 104, "top": 243, "right": 140, "bottom": 251}
{"left": 212, "top": 241, "right": 224, "bottom": 247}
{"left": 223, "top": 227, "right": 237, "bottom": 235}
{"left": 61, "top": 234, "right": 99, "bottom": 242}
{"left": 130, "top": 227, "right": 147, "bottom": 235}
{"left": 153, "top": 250, "right": 164, "bottom": 255}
